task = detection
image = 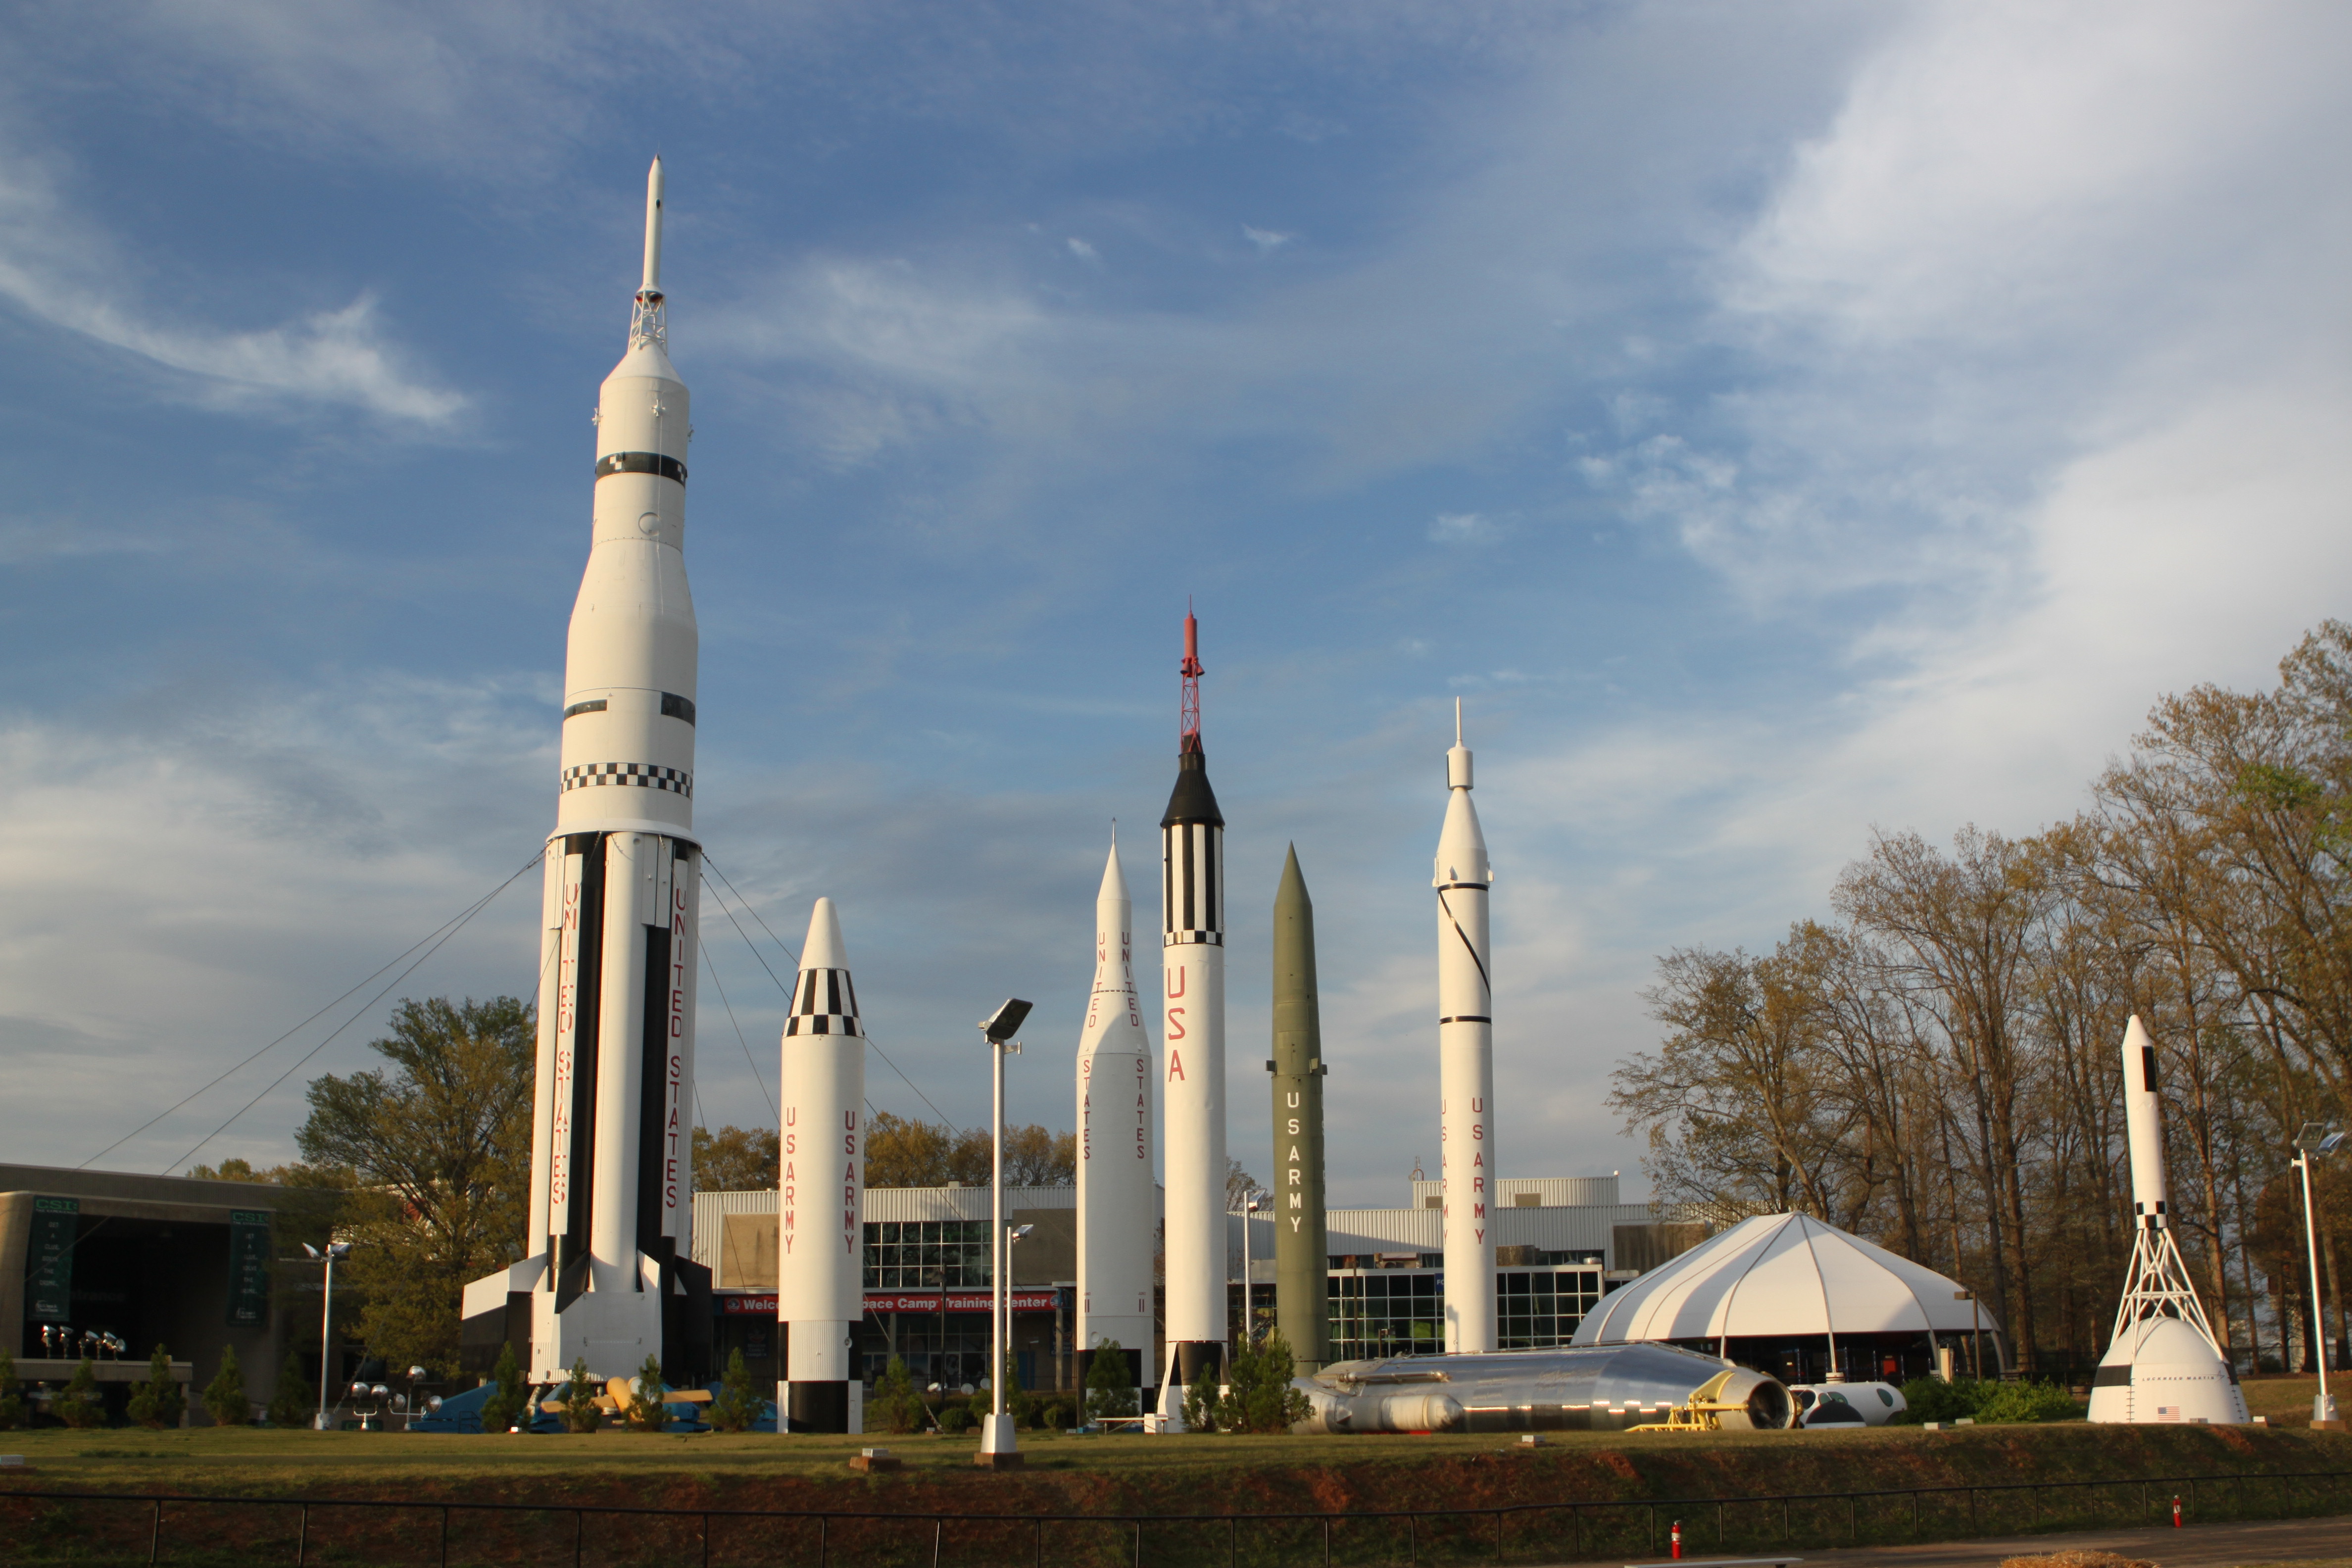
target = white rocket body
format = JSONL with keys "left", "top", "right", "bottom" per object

{"left": 777, "top": 897, "right": 867, "bottom": 1434}
{"left": 2088, "top": 1015, "right": 2246, "bottom": 1425}
{"left": 1434, "top": 708, "right": 1495, "bottom": 1355}
{"left": 1077, "top": 842, "right": 1156, "bottom": 1394}
{"left": 1160, "top": 745, "right": 1227, "bottom": 1420}
{"left": 488, "top": 158, "right": 705, "bottom": 1387}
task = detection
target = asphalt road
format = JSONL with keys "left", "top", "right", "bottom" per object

{"left": 1560, "top": 1513, "right": 2352, "bottom": 1568}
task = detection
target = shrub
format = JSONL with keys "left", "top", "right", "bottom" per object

{"left": 1041, "top": 1401, "right": 1069, "bottom": 1430}
{"left": 479, "top": 1343, "right": 527, "bottom": 1433}
{"left": 937, "top": 1403, "right": 975, "bottom": 1434}
{"left": 558, "top": 1358, "right": 602, "bottom": 1433}
{"left": 1181, "top": 1371, "right": 1221, "bottom": 1432}
{"left": 625, "top": 1355, "right": 669, "bottom": 1432}
{"left": 1975, "top": 1379, "right": 2080, "bottom": 1424}
{"left": 0, "top": 1350, "right": 22, "bottom": 1430}
{"left": 706, "top": 1347, "right": 761, "bottom": 1433}
{"left": 202, "top": 1345, "right": 250, "bottom": 1428}
{"left": 267, "top": 1348, "right": 313, "bottom": 1429}
{"left": 1085, "top": 1339, "right": 1138, "bottom": 1422}
{"left": 871, "top": 1356, "right": 923, "bottom": 1435}
{"left": 1217, "top": 1328, "right": 1311, "bottom": 1434}
{"left": 126, "top": 1345, "right": 184, "bottom": 1429}
{"left": 56, "top": 1358, "right": 104, "bottom": 1429}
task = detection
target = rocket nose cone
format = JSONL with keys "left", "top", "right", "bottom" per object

{"left": 2122, "top": 1014, "right": 2155, "bottom": 1058}
{"left": 801, "top": 896, "right": 851, "bottom": 972}
{"left": 1275, "top": 843, "right": 1312, "bottom": 910}
{"left": 1098, "top": 841, "right": 1129, "bottom": 903}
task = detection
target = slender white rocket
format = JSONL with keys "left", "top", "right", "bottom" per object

{"left": 499, "top": 156, "right": 703, "bottom": 1387}
{"left": 1077, "top": 834, "right": 1155, "bottom": 1395}
{"left": 1160, "top": 611, "right": 1228, "bottom": 1420}
{"left": 778, "top": 897, "right": 867, "bottom": 1434}
{"left": 1435, "top": 698, "right": 1495, "bottom": 1354}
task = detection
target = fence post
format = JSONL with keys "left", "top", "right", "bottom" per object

{"left": 931, "top": 1519, "right": 942, "bottom": 1568}
{"left": 149, "top": 1500, "right": 162, "bottom": 1567}
{"left": 1326, "top": 1516, "right": 1334, "bottom": 1568}
{"left": 702, "top": 1513, "right": 710, "bottom": 1568}
{"left": 440, "top": 1505, "right": 449, "bottom": 1568}
{"left": 818, "top": 1517, "right": 827, "bottom": 1568}
{"left": 1133, "top": 1519, "right": 1142, "bottom": 1568}
{"left": 1411, "top": 1513, "right": 1420, "bottom": 1567}
{"left": 1848, "top": 1496, "right": 1856, "bottom": 1544}
{"left": 1043, "top": 1517, "right": 1049, "bottom": 1568}
{"left": 1495, "top": 1509, "right": 1503, "bottom": 1564}
{"left": 574, "top": 1508, "right": 584, "bottom": 1568}
{"left": 297, "top": 1505, "right": 308, "bottom": 1568}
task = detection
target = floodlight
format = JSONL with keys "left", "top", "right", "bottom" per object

{"left": 980, "top": 998, "right": 1032, "bottom": 1043}
{"left": 2297, "top": 1122, "right": 2345, "bottom": 1155}
{"left": 1010, "top": 1224, "right": 1035, "bottom": 1242}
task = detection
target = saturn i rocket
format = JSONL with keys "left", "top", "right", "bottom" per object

{"left": 777, "top": 898, "right": 868, "bottom": 1433}
{"left": 462, "top": 157, "right": 711, "bottom": 1388}
{"left": 1076, "top": 839, "right": 1154, "bottom": 1397}
{"left": 1435, "top": 700, "right": 1495, "bottom": 1354}
{"left": 1160, "top": 611, "right": 1229, "bottom": 1420}
{"left": 2087, "top": 1015, "right": 2246, "bottom": 1424}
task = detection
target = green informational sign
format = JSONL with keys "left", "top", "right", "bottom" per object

{"left": 228, "top": 1210, "right": 271, "bottom": 1327}
{"left": 27, "top": 1196, "right": 80, "bottom": 1322}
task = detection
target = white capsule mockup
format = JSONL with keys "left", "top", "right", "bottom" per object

{"left": 1435, "top": 700, "right": 1495, "bottom": 1354}
{"left": 778, "top": 897, "right": 868, "bottom": 1434}
{"left": 1160, "top": 612, "right": 1228, "bottom": 1421}
{"left": 462, "top": 158, "right": 708, "bottom": 1389}
{"left": 1077, "top": 837, "right": 1156, "bottom": 1399}
{"left": 2088, "top": 1015, "right": 2246, "bottom": 1424}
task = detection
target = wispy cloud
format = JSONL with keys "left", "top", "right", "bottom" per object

{"left": 1242, "top": 225, "right": 1293, "bottom": 252}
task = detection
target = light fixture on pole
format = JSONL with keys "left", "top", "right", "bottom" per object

{"left": 302, "top": 1241, "right": 352, "bottom": 1431}
{"left": 978, "top": 997, "right": 1032, "bottom": 1470}
{"left": 1241, "top": 1190, "right": 1267, "bottom": 1342}
{"left": 2295, "top": 1123, "right": 2346, "bottom": 1427}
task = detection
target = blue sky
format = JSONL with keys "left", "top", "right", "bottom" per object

{"left": 4, "top": 1, "right": 2348, "bottom": 1206}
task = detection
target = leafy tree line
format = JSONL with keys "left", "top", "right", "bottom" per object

{"left": 692, "top": 1113, "right": 1077, "bottom": 1191}
{"left": 1611, "top": 623, "right": 2352, "bottom": 1378}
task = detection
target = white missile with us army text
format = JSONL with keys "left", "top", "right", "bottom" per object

{"left": 1434, "top": 699, "right": 1495, "bottom": 1354}
{"left": 778, "top": 897, "right": 868, "bottom": 1434}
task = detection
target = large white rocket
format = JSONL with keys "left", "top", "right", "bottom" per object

{"left": 1077, "top": 838, "right": 1155, "bottom": 1397}
{"left": 2087, "top": 1015, "right": 2246, "bottom": 1424}
{"left": 463, "top": 157, "right": 708, "bottom": 1387}
{"left": 1434, "top": 700, "right": 1495, "bottom": 1354}
{"left": 1160, "top": 612, "right": 1228, "bottom": 1420}
{"left": 777, "top": 898, "right": 868, "bottom": 1434}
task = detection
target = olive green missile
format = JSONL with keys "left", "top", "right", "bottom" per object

{"left": 1269, "top": 844, "right": 1330, "bottom": 1374}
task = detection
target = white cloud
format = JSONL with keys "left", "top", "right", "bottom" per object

{"left": 1066, "top": 237, "right": 1099, "bottom": 263}
{"left": 1242, "top": 225, "right": 1293, "bottom": 252}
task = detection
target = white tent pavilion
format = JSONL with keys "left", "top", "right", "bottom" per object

{"left": 1571, "top": 1212, "right": 2001, "bottom": 1381}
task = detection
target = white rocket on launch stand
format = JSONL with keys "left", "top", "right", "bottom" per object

{"left": 1435, "top": 699, "right": 1495, "bottom": 1355}
{"left": 462, "top": 157, "right": 708, "bottom": 1387}
{"left": 777, "top": 898, "right": 868, "bottom": 1434}
{"left": 2087, "top": 1015, "right": 2247, "bottom": 1425}
{"left": 1077, "top": 837, "right": 1155, "bottom": 1399}
{"left": 1160, "top": 612, "right": 1228, "bottom": 1422}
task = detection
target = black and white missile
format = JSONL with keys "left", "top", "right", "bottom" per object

{"left": 2087, "top": 1015, "right": 2246, "bottom": 1424}
{"left": 778, "top": 898, "right": 868, "bottom": 1434}
{"left": 1434, "top": 699, "right": 1495, "bottom": 1353}
{"left": 1160, "top": 611, "right": 1228, "bottom": 1422}
{"left": 1076, "top": 838, "right": 1154, "bottom": 1399}
{"left": 466, "top": 157, "right": 709, "bottom": 1387}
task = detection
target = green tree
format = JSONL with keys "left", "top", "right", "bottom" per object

{"left": 558, "top": 1358, "right": 602, "bottom": 1433}
{"left": 863, "top": 1111, "right": 1075, "bottom": 1187}
{"left": 1084, "top": 1339, "right": 1137, "bottom": 1421}
{"left": 1181, "top": 1372, "right": 1220, "bottom": 1433}
{"left": 267, "top": 1348, "right": 312, "bottom": 1428}
{"left": 56, "top": 1358, "right": 103, "bottom": 1429}
{"left": 478, "top": 1342, "right": 526, "bottom": 1433}
{"left": 706, "top": 1347, "right": 760, "bottom": 1432}
{"left": 202, "top": 1345, "right": 249, "bottom": 1427}
{"left": 625, "top": 1355, "right": 669, "bottom": 1432}
{"left": 693, "top": 1125, "right": 780, "bottom": 1191}
{"left": 0, "top": 1349, "right": 22, "bottom": 1430}
{"left": 1217, "top": 1329, "right": 1310, "bottom": 1434}
{"left": 871, "top": 1355, "right": 923, "bottom": 1434}
{"left": 296, "top": 995, "right": 535, "bottom": 1377}
{"left": 1000, "top": 1352, "right": 1038, "bottom": 1428}
{"left": 126, "top": 1344, "right": 184, "bottom": 1429}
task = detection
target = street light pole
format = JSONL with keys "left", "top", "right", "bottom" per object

{"left": 977, "top": 998, "right": 1032, "bottom": 1469}
{"left": 304, "top": 1241, "right": 352, "bottom": 1431}
{"left": 2294, "top": 1124, "right": 2346, "bottom": 1424}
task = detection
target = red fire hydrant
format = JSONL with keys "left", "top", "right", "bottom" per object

{"left": 1671, "top": 1520, "right": 1683, "bottom": 1559}
{"left": 2173, "top": 1495, "right": 2183, "bottom": 1528}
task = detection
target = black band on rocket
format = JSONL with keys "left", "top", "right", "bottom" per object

{"left": 595, "top": 451, "right": 688, "bottom": 485}
{"left": 1439, "top": 1016, "right": 1491, "bottom": 1025}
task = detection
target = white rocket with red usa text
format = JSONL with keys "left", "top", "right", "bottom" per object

{"left": 777, "top": 896, "right": 867, "bottom": 1434}
{"left": 1435, "top": 699, "right": 1495, "bottom": 1354}
{"left": 1159, "top": 611, "right": 1229, "bottom": 1421}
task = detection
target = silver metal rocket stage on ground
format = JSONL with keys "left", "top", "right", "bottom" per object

{"left": 461, "top": 158, "right": 711, "bottom": 1388}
